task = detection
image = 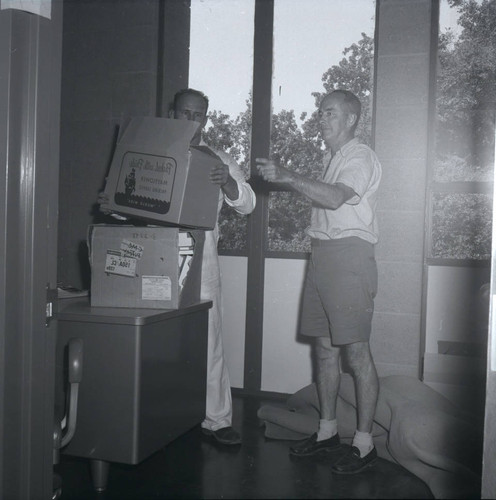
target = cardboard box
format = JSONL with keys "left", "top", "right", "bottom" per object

{"left": 104, "top": 117, "right": 221, "bottom": 230}
{"left": 88, "top": 224, "right": 204, "bottom": 309}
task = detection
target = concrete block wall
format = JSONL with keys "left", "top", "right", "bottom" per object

{"left": 58, "top": 0, "right": 161, "bottom": 289}
{"left": 372, "top": 0, "right": 435, "bottom": 377}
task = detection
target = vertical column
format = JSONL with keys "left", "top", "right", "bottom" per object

{"left": 372, "top": 0, "right": 438, "bottom": 377}
{"left": 244, "top": 0, "right": 273, "bottom": 392}
{"left": 157, "top": 0, "right": 191, "bottom": 117}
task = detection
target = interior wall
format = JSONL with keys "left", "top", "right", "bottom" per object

{"left": 261, "top": 259, "right": 312, "bottom": 394}
{"left": 425, "top": 266, "right": 490, "bottom": 354}
{"left": 58, "top": 0, "right": 190, "bottom": 289}
{"left": 423, "top": 266, "right": 489, "bottom": 413}
{"left": 219, "top": 256, "right": 248, "bottom": 389}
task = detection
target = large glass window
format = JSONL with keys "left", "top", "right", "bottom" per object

{"left": 189, "top": 0, "right": 255, "bottom": 253}
{"left": 429, "top": 0, "right": 495, "bottom": 262}
{"left": 268, "top": 0, "right": 376, "bottom": 254}
{"left": 190, "top": 0, "right": 376, "bottom": 256}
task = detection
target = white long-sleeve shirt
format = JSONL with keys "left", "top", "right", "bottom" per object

{"left": 199, "top": 142, "right": 256, "bottom": 282}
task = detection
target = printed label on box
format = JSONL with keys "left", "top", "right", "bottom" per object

{"left": 142, "top": 276, "right": 171, "bottom": 301}
{"left": 104, "top": 250, "right": 137, "bottom": 277}
{"left": 113, "top": 151, "right": 177, "bottom": 214}
{"left": 120, "top": 239, "right": 144, "bottom": 260}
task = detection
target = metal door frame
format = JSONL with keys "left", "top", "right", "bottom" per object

{"left": 0, "top": 4, "right": 62, "bottom": 499}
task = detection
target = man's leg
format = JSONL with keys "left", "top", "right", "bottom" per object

{"left": 331, "top": 340, "right": 379, "bottom": 474}
{"left": 315, "top": 336, "right": 341, "bottom": 422}
{"left": 343, "top": 340, "right": 378, "bottom": 433}
{"left": 201, "top": 280, "right": 233, "bottom": 432}
{"left": 290, "top": 336, "right": 342, "bottom": 456}
{"left": 199, "top": 234, "right": 240, "bottom": 445}
{"left": 291, "top": 245, "right": 345, "bottom": 456}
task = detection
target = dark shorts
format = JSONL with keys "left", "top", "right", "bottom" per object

{"left": 300, "top": 237, "right": 378, "bottom": 345}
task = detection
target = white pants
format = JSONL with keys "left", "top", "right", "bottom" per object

{"left": 200, "top": 230, "right": 233, "bottom": 431}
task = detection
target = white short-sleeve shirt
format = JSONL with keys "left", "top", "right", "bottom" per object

{"left": 306, "top": 138, "right": 382, "bottom": 244}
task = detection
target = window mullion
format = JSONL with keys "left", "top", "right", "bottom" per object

{"left": 243, "top": 0, "right": 274, "bottom": 392}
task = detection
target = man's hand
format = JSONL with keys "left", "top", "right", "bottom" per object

{"left": 256, "top": 158, "right": 292, "bottom": 183}
{"left": 97, "top": 191, "right": 128, "bottom": 220}
{"left": 210, "top": 163, "right": 239, "bottom": 201}
{"left": 209, "top": 163, "right": 230, "bottom": 186}
{"left": 97, "top": 191, "right": 111, "bottom": 215}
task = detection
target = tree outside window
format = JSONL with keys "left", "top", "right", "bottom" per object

{"left": 430, "top": 0, "right": 495, "bottom": 262}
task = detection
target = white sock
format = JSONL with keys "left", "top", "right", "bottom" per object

{"left": 316, "top": 419, "right": 338, "bottom": 441}
{"left": 352, "top": 430, "right": 373, "bottom": 457}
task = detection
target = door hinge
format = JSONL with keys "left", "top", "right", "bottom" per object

{"left": 46, "top": 285, "right": 58, "bottom": 327}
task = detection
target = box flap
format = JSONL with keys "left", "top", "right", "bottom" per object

{"left": 117, "top": 116, "right": 199, "bottom": 154}
{"left": 190, "top": 145, "right": 222, "bottom": 161}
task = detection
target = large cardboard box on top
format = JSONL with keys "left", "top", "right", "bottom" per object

{"left": 104, "top": 117, "right": 221, "bottom": 229}
{"left": 88, "top": 225, "right": 205, "bottom": 309}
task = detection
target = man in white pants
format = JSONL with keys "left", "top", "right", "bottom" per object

{"left": 171, "top": 89, "right": 256, "bottom": 445}
{"left": 99, "top": 88, "right": 255, "bottom": 445}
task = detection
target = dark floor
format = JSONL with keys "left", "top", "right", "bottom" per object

{"left": 55, "top": 395, "right": 434, "bottom": 499}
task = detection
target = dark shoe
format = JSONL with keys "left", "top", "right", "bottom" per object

{"left": 331, "top": 446, "right": 377, "bottom": 474}
{"left": 202, "top": 426, "right": 241, "bottom": 445}
{"left": 289, "top": 432, "right": 341, "bottom": 456}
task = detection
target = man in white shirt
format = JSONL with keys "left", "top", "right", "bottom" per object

{"left": 171, "top": 89, "right": 256, "bottom": 445}
{"left": 256, "top": 89, "right": 381, "bottom": 473}
{"left": 99, "top": 88, "right": 256, "bottom": 446}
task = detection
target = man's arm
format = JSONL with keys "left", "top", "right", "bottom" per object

{"left": 222, "top": 176, "right": 240, "bottom": 201}
{"left": 210, "top": 163, "right": 240, "bottom": 201}
{"left": 256, "top": 158, "right": 355, "bottom": 210}
{"left": 210, "top": 150, "right": 256, "bottom": 215}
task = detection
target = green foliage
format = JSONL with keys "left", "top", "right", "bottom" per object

{"left": 314, "top": 33, "right": 374, "bottom": 146}
{"left": 432, "top": 193, "right": 492, "bottom": 259}
{"left": 431, "top": 0, "right": 495, "bottom": 261}
{"left": 268, "top": 192, "right": 312, "bottom": 252}
{"left": 217, "top": 204, "right": 248, "bottom": 251}
{"left": 203, "top": 103, "right": 252, "bottom": 176}
{"left": 270, "top": 110, "right": 324, "bottom": 180}
{"left": 436, "top": 0, "right": 496, "bottom": 166}
{"left": 434, "top": 155, "right": 493, "bottom": 182}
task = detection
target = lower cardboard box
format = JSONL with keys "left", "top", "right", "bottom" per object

{"left": 88, "top": 224, "right": 204, "bottom": 309}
